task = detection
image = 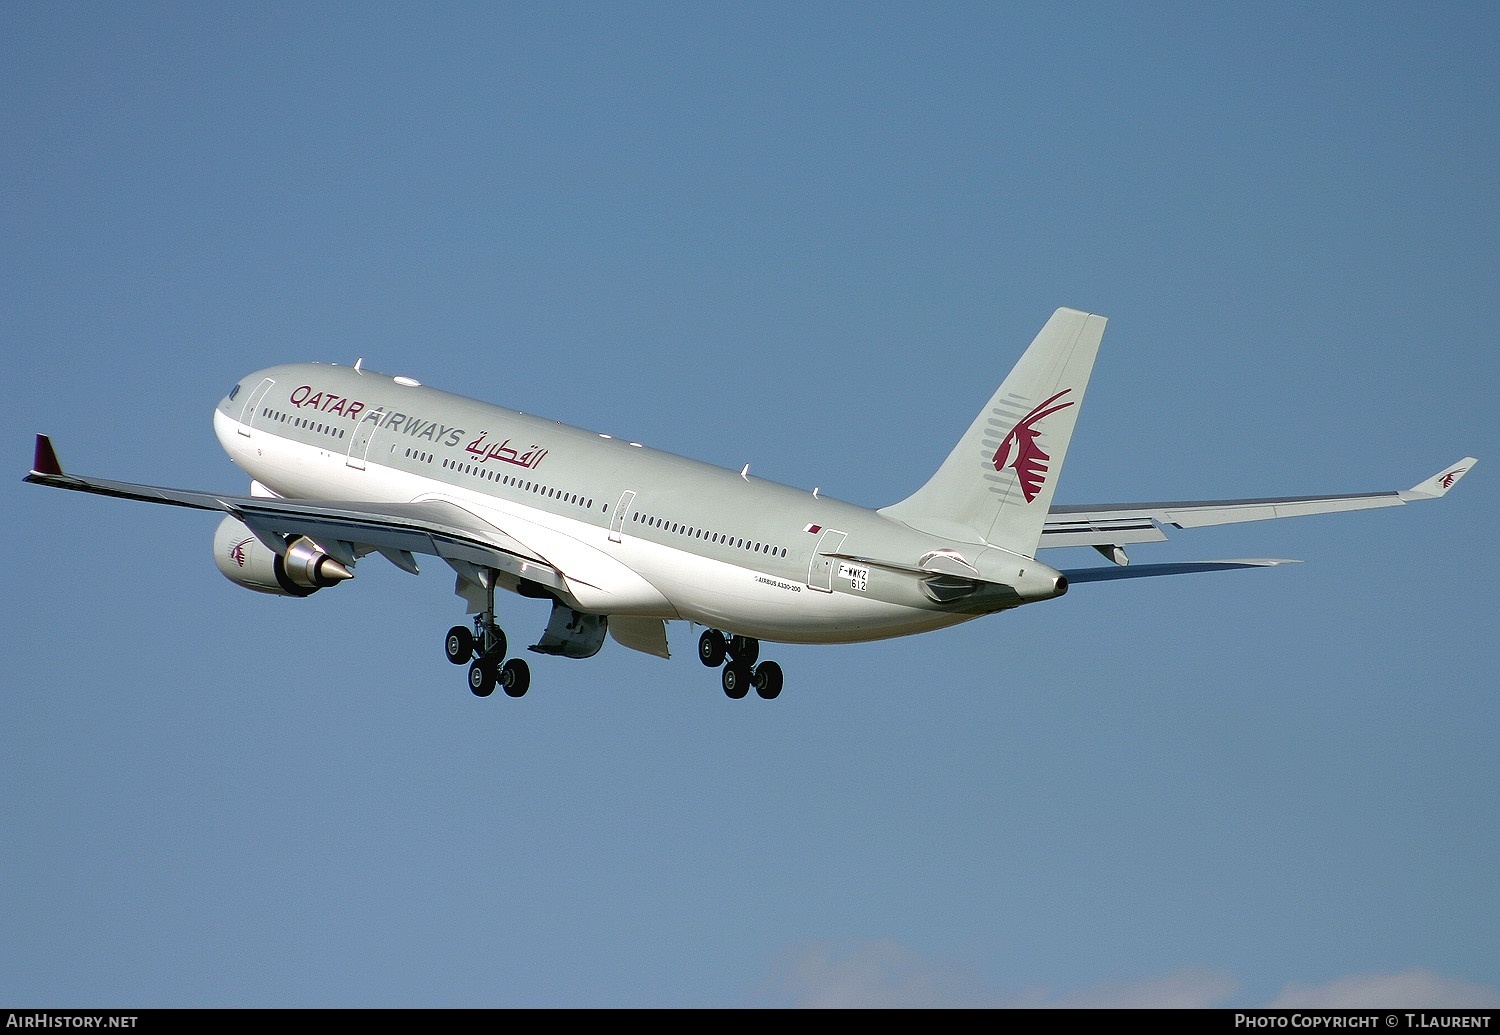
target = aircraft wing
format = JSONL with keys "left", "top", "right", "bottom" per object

{"left": 1040, "top": 457, "right": 1476, "bottom": 552}
{"left": 24, "top": 434, "right": 570, "bottom": 595}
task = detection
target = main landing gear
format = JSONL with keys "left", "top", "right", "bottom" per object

{"left": 444, "top": 573, "right": 529, "bottom": 698}
{"left": 445, "top": 617, "right": 530, "bottom": 697}
{"left": 698, "top": 630, "right": 783, "bottom": 700}
{"left": 441, "top": 612, "right": 531, "bottom": 693}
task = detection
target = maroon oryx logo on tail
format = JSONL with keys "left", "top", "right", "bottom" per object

{"left": 992, "top": 388, "right": 1075, "bottom": 503}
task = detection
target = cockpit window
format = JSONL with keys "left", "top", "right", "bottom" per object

{"left": 228, "top": 383, "right": 241, "bottom": 401}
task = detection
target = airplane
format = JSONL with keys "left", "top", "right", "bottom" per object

{"left": 25, "top": 308, "right": 1476, "bottom": 700}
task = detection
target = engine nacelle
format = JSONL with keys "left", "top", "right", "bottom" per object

{"left": 213, "top": 516, "right": 353, "bottom": 596}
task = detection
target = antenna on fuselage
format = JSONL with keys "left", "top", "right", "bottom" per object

{"left": 354, "top": 358, "right": 364, "bottom": 373}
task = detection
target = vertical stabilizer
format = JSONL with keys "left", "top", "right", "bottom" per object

{"left": 879, "top": 308, "right": 1106, "bottom": 556}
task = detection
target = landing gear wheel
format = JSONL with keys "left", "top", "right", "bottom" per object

{"left": 727, "top": 635, "right": 759, "bottom": 666}
{"left": 752, "top": 661, "right": 783, "bottom": 700}
{"left": 499, "top": 658, "right": 531, "bottom": 698}
{"left": 698, "top": 630, "right": 726, "bottom": 667}
{"left": 722, "top": 660, "right": 752, "bottom": 700}
{"left": 445, "top": 625, "right": 474, "bottom": 665}
{"left": 468, "top": 658, "right": 496, "bottom": 697}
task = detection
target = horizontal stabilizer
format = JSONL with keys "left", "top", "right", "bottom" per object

{"left": 1062, "top": 558, "right": 1299, "bottom": 584}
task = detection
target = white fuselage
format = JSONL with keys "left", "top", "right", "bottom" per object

{"left": 211, "top": 363, "right": 1038, "bottom": 645}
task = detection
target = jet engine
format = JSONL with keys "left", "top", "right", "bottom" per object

{"left": 213, "top": 515, "right": 353, "bottom": 596}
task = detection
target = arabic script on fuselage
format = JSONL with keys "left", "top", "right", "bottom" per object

{"left": 464, "top": 433, "right": 548, "bottom": 470}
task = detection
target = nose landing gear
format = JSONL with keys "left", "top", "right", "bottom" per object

{"left": 699, "top": 630, "right": 783, "bottom": 700}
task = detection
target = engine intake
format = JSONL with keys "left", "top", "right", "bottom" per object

{"left": 213, "top": 516, "right": 353, "bottom": 596}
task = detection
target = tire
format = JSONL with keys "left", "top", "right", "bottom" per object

{"left": 698, "top": 630, "right": 726, "bottom": 668}
{"left": 468, "top": 659, "right": 495, "bottom": 697}
{"left": 445, "top": 625, "right": 474, "bottom": 665}
{"left": 499, "top": 658, "right": 531, "bottom": 698}
{"left": 753, "top": 661, "right": 783, "bottom": 700}
{"left": 722, "top": 660, "right": 751, "bottom": 699}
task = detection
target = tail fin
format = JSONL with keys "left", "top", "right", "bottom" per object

{"left": 879, "top": 307, "right": 1106, "bottom": 556}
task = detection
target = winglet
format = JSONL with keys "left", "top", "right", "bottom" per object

{"left": 30, "top": 434, "right": 63, "bottom": 477}
{"left": 1400, "top": 457, "right": 1478, "bottom": 501}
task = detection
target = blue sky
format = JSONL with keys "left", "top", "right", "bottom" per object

{"left": 3, "top": 2, "right": 1496, "bottom": 1008}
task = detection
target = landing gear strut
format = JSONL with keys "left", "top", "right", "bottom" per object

{"left": 699, "top": 629, "right": 783, "bottom": 700}
{"left": 445, "top": 571, "right": 529, "bottom": 698}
